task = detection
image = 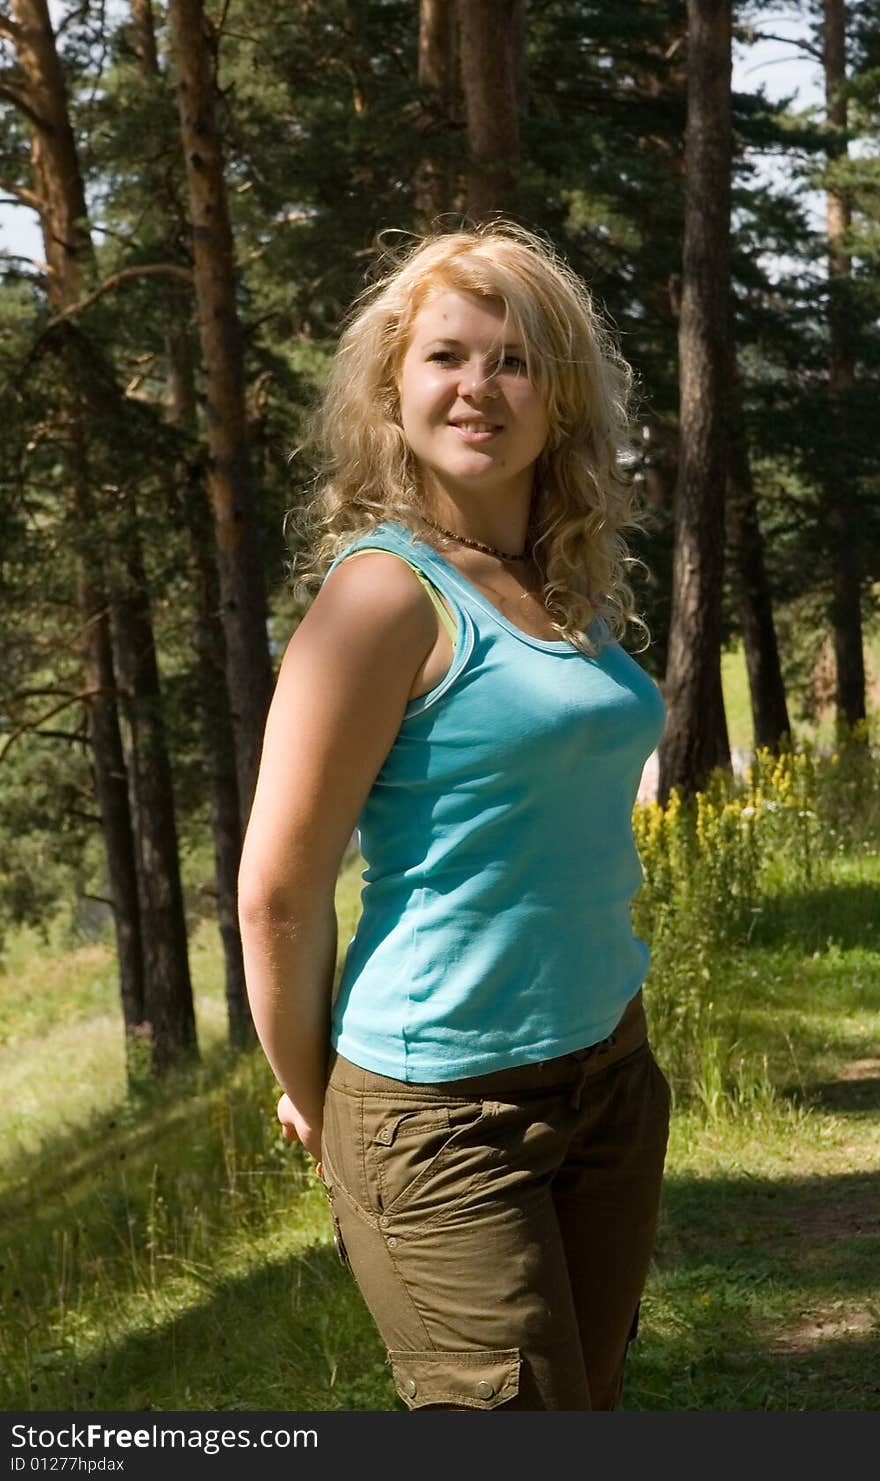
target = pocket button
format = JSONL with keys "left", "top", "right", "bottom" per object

{"left": 476, "top": 1380, "right": 495, "bottom": 1400}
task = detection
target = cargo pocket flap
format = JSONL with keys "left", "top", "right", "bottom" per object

{"left": 388, "top": 1348, "right": 520, "bottom": 1410}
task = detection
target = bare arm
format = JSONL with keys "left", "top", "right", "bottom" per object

{"left": 237, "top": 552, "right": 437, "bottom": 1158}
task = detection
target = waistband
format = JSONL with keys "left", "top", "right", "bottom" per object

{"left": 326, "top": 990, "right": 648, "bottom": 1107}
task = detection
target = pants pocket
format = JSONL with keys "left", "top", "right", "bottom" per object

{"left": 387, "top": 1349, "right": 521, "bottom": 1411}
{"left": 365, "top": 1099, "right": 486, "bottom": 1216}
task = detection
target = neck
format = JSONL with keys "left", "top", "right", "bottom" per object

{"left": 423, "top": 485, "right": 533, "bottom": 559}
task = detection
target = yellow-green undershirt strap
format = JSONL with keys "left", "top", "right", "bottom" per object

{"left": 338, "top": 549, "right": 459, "bottom": 643}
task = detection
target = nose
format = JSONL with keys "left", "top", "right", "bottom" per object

{"left": 459, "top": 359, "right": 500, "bottom": 401}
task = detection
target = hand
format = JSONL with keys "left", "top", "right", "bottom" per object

{"left": 276, "top": 1092, "right": 323, "bottom": 1168}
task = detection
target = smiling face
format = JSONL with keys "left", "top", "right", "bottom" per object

{"left": 396, "top": 289, "right": 549, "bottom": 510}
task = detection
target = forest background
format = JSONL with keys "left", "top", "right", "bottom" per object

{"left": 1, "top": 0, "right": 879, "bottom": 1414}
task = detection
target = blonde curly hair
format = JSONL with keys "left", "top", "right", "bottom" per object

{"left": 290, "top": 220, "right": 648, "bottom": 654}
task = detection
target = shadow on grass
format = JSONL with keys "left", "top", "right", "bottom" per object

{"left": 0, "top": 1038, "right": 278, "bottom": 1230}
{"left": 751, "top": 880, "right": 880, "bottom": 955}
{"left": 799, "top": 1074, "right": 880, "bottom": 1115}
{"left": 0, "top": 1037, "right": 396, "bottom": 1413}
{"left": 658, "top": 1168, "right": 880, "bottom": 1286}
{"left": 5, "top": 1161, "right": 879, "bottom": 1413}
{"left": 7, "top": 1239, "right": 398, "bottom": 1413}
{"left": 626, "top": 1166, "right": 880, "bottom": 1410}
{"left": 626, "top": 1306, "right": 880, "bottom": 1411}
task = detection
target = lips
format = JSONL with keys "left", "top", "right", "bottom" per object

{"left": 449, "top": 419, "right": 503, "bottom": 442}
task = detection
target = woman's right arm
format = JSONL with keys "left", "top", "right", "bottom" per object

{"left": 237, "top": 552, "right": 437, "bottom": 1159}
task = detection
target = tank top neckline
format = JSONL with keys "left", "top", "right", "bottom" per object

{"left": 378, "top": 520, "right": 582, "bottom": 655}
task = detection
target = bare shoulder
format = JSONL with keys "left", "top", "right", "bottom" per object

{"left": 291, "top": 548, "right": 437, "bottom": 666}
{"left": 240, "top": 550, "right": 439, "bottom": 902}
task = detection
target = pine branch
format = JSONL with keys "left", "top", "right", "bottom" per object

{"left": 44, "top": 263, "right": 193, "bottom": 327}
{"left": 0, "top": 691, "right": 97, "bottom": 761}
{"left": 28, "top": 729, "right": 90, "bottom": 745}
{"left": 214, "top": 0, "right": 234, "bottom": 42}
{"left": 0, "top": 81, "right": 51, "bottom": 131}
{"left": 0, "top": 11, "right": 23, "bottom": 44}
{"left": 9, "top": 687, "right": 83, "bottom": 701}
{"left": 744, "top": 30, "right": 824, "bottom": 64}
{"left": 0, "top": 252, "right": 47, "bottom": 282}
{"left": 0, "top": 175, "right": 42, "bottom": 211}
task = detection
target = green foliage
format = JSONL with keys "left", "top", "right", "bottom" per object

{"left": 0, "top": 737, "right": 95, "bottom": 948}
{"left": 633, "top": 729, "right": 880, "bottom": 1103}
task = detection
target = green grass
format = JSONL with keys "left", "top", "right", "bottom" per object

{"left": 1, "top": 839, "right": 878, "bottom": 1411}
{"left": 721, "top": 643, "right": 754, "bottom": 753}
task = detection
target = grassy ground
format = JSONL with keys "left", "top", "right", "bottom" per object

{"left": 1, "top": 831, "right": 878, "bottom": 1413}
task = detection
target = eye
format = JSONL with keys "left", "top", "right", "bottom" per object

{"left": 428, "top": 350, "right": 458, "bottom": 364}
{"left": 500, "top": 354, "right": 526, "bottom": 373}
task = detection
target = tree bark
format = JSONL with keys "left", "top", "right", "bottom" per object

{"left": 133, "top": 0, "right": 252, "bottom": 1047}
{"left": 10, "top": 0, "right": 148, "bottom": 1064}
{"left": 726, "top": 387, "right": 791, "bottom": 752}
{"left": 823, "top": 0, "right": 865, "bottom": 731}
{"left": 110, "top": 525, "right": 197, "bottom": 1073}
{"left": 657, "top": 0, "right": 732, "bottom": 800}
{"left": 76, "top": 553, "right": 146, "bottom": 1038}
{"left": 11, "top": 0, "right": 197, "bottom": 1077}
{"left": 414, "top": 0, "right": 458, "bottom": 230}
{"left": 130, "top": 0, "right": 159, "bottom": 74}
{"left": 169, "top": 346, "right": 253, "bottom": 1048}
{"left": 168, "top": 0, "right": 274, "bottom": 819}
{"left": 457, "top": 0, "right": 522, "bottom": 221}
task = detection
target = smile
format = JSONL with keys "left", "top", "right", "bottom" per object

{"left": 449, "top": 421, "right": 503, "bottom": 442}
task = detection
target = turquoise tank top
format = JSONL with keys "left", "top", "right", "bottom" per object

{"left": 325, "top": 520, "right": 665, "bottom": 1082}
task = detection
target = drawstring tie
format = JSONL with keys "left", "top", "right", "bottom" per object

{"left": 569, "top": 1032, "right": 616, "bottom": 1110}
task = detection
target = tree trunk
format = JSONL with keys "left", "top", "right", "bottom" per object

{"left": 189, "top": 498, "right": 253, "bottom": 1046}
{"left": 111, "top": 525, "right": 197, "bottom": 1073}
{"left": 130, "top": 0, "right": 159, "bottom": 73}
{"left": 11, "top": 0, "right": 150, "bottom": 1070}
{"left": 507, "top": 0, "right": 527, "bottom": 114}
{"left": 457, "top": 0, "right": 522, "bottom": 221}
{"left": 727, "top": 389, "right": 791, "bottom": 752}
{"left": 657, "top": 0, "right": 732, "bottom": 800}
{"left": 11, "top": 0, "right": 198, "bottom": 1077}
{"left": 77, "top": 555, "right": 146, "bottom": 1040}
{"left": 414, "top": 0, "right": 458, "bottom": 230}
{"left": 823, "top": 0, "right": 865, "bottom": 731}
{"left": 10, "top": 0, "right": 91, "bottom": 293}
{"left": 169, "top": 346, "right": 253, "bottom": 1048}
{"left": 168, "top": 0, "right": 274, "bottom": 819}
{"left": 133, "top": 0, "right": 252, "bottom": 1048}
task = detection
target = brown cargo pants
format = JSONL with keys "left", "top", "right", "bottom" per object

{"left": 320, "top": 990, "right": 670, "bottom": 1411}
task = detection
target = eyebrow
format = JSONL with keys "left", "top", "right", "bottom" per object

{"left": 422, "top": 337, "right": 526, "bottom": 353}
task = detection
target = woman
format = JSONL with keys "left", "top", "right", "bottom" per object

{"left": 237, "top": 222, "right": 669, "bottom": 1412}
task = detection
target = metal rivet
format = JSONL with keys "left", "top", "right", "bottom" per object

{"left": 379, "top": 1127, "right": 392, "bottom": 1143}
{"left": 405, "top": 1377, "right": 417, "bottom": 1397}
{"left": 379, "top": 1215, "right": 390, "bottom": 1228}
{"left": 476, "top": 1380, "right": 494, "bottom": 1400}
{"left": 387, "top": 1236, "right": 398, "bottom": 1248}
